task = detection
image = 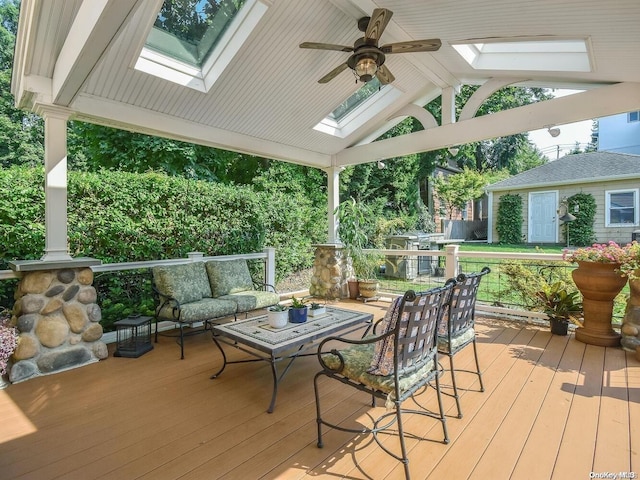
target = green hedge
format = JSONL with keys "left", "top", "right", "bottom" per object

{"left": 0, "top": 166, "right": 326, "bottom": 329}
{"left": 496, "top": 193, "right": 523, "bottom": 244}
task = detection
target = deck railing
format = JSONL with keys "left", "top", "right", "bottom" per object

{"left": 0, "top": 245, "right": 625, "bottom": 327}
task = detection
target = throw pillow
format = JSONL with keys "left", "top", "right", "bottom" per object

{"left": 206, "top": 259, "right": 254, "bottom": 297}
{"left": 367, "top": 296, "right": 403, "bottom": 376}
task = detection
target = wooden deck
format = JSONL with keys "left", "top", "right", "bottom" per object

{"left": 1, "top": 299, "right": 638, "bottom": 480}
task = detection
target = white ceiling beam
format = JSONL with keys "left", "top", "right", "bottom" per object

{"left": 11, "top": 0, "right": 41, "bottom": 108}
{"left": 71, "top": 94, "right": 332, "bottom": 168}
{"left": 52, "top": 0, "right": 139, "bottom": 106}
{"left": 336, "top": 82, "right": 640, "bottom": 166}
{"left": 459, "top": 77, "right": 528, "bottom": 121}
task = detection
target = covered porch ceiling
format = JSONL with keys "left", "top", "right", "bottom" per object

{"left": 11, "top": 0, "right": 640, "bottom": 170}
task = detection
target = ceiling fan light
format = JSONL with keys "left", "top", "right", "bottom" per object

{"left": 355, "top": 57, "right": 378, "bottom": 78}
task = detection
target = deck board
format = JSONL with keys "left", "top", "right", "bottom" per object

{"left": 0, "top": 299, "right": 638, "bottom": 480}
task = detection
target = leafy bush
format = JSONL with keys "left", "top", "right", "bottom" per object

{"left": 0, "top": 166, "right": 326, "bottom": 329}
{"left": 496, "top": 194, "right": 523, "bottom": 244}
{"left": 567, "top": 193, "right": 596, "bottom": 246}
{"left": 500, "top": 260, "right": 575, "bottom": 309}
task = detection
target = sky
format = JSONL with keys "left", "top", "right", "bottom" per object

{"left": 527, "top": 89, "right": 594, "bottom": 160}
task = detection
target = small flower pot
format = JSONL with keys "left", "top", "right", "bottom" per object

{"left": 308, "top": 306, "right": 326, "bottom": 317}
{"left": 267, "top": 309, "right": 289, "bottom": 329}
{"left": 289, "top": 306, "right": 308, "bottom": 323}
{"left": 550, "top": 318, "right": 569, "bottom": 336}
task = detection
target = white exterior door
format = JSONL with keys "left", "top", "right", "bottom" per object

{"left": 529, "top": 191, "right": 558, "bottom": 243}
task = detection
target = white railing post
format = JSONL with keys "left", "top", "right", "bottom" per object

{"left": 445, "top": 244, "right": 459, "bottom": 279}
{"left": 264, "top": 247, "right": 276, "bottom": 288}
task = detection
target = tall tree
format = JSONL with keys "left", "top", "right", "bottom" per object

{"left": 0, "top": 0, "right": 44, "bottom": 167}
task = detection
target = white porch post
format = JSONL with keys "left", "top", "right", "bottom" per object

{"left": 442, "top": 86, "right": 457, "bottom": 125}
{"left": 38, "top": 106, "right": 72, "bottom": 262}
{"left": 326, "top": 164, "right": 341, "bottom": 243}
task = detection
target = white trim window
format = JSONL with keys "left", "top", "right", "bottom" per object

{"left": 605, "top": 188, "right": 639, "bottom": 226}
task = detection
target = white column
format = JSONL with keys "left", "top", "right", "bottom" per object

{"left": 38, "top": 106, "right": 72, "bottom": 261}
{"left": 442, "top": 86, "right": 456, "bottom": 125}
{"left": 326, "top": 164, "right": 341, "bottom": 243}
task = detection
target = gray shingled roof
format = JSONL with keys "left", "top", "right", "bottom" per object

{"left": 486, "top": 151, "right": 640, "bottom": 191}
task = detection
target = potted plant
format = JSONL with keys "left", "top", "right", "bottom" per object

{"left": 352, "top": 252, "right": 382, "bottom": 299}
{"left": 335, "top": 198, "right": 377, "bottom": 299}
{"left": 534, "top": 281, "right": 583, "bottom": 335}
{"left": 563, "top": 241, "right": 628, "bottom": 346}
{"left": 267, "top": 303, "right": 289, "bottom": 329}
{"left": 0, "top": 309, "right": 18, "bottom": 388}
{"left": 288, "top": 296, "right": 308, "bottom": 323}
{"left": 308, "top": 301, "right": 326, "bottom": 317}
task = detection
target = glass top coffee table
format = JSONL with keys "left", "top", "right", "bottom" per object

{"left": 210, "top": 306, "right": 373, "bottom": 413}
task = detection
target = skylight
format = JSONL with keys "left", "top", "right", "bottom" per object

{"left": 328, "top": 78, "right": 382, "bottom": 121}
{"left": 315, "top": 79, "right": 401, "bottom": 138}
{"left": 135, "top": 0, "right": 268, "bottom": 92}
{"left": 147, "top": 0, "right": 246, "bottom": 68}
{"left": 452, "top": 38, "right": 591, "bottom": 72}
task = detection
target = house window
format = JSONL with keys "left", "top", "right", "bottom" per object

{"left": 606, "top": 189, "right": 639, "bottom": 226}
{"left": 628, "top": 111, "right": 640, "bottom": 123}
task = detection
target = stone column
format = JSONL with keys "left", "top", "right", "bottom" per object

{"left": 9, "top": 259, "right": 105, "bottom": 383}
{"left": 308, "top": 244, "right": 352, "bottom": 300}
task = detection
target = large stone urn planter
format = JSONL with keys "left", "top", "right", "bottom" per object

{"left": 572, "top": 261, "right": 626, "bottom": 347}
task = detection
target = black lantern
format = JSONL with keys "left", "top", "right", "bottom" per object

{"left": 114, "top": 315, "right": 153, "bottom": 358}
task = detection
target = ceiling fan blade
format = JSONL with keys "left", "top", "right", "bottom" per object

{"left": 365, "top": 8, "right": 393, "bottom": 42}
{"left": 376, "top": 64, "right": 395, "bottom": 85}
{"left": 381, "top": 39, "right": 442, "bottom": 54}
{"left": 318, "top": 63, "right": 349, "bottom": 83}
{"left": 300, "top": 42, "right": 353, "bottom": 52}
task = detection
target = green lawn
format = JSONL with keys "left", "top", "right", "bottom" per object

{"left": 458, "top": 243, "right": 566, "bottom": 254}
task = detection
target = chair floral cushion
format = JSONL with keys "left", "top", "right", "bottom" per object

{"left": 206, "top": 259, "right": 254, "bottom": 297}
{"left": 438, "top": 327, "right": 475, "bottom": 353}
{"left": 323, "top": 343, "right": 434, "bottom": 397}
{"left": 219, "top": 291, "right": 279, "bottom": 312}
{"left": 153, "top": 262, "right": 211, "bottom": 305}
{"left": 156, "top": 298, "right": 237, "bottom": 323}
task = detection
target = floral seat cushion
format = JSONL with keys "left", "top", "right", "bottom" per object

{"left": 437, "top": 327, "right": 475, "bottom": 353}
{"left": 322, "top": 343, "right": 435, "bottom": 396}
{"left": 219, "top": 291, "right": 280, "bottom": 312}
{"left": 156, "top": 297, "right": 237, "bottom": 323}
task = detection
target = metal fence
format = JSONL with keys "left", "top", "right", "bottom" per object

{"left": 0, "top": 246, "right": 627, "bottom": 327}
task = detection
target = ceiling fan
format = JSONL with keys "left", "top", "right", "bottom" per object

{"left": 299, "top": 8, "right": 441, "bottom": 85}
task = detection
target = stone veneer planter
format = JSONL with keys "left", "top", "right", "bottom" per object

{"left": 308, "top": 244, "right": 352, "bottom": 300}
{"left": 8, "top": 259, "right": 107, "bottom": 383}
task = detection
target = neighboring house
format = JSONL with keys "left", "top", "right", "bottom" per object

{"left": 486, "top": 152, "right": 640, "bottom": 245}
{"left": 597, "top": 111, "right": 640, "bottom": 155}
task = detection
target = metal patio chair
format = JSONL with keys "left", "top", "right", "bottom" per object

{"left": 437, "top": 266, "right": 491, "bottom": 418}
{"left": 313, "top": 281, "right": 455, "bottom": 480}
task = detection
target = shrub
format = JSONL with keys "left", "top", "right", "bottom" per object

{"left": 496, "top": 194, "right": 523, "bottom": 244}
{"left": 567, "top": 193, "right": 596, "bottom": 246}
{"left": 0, "top": 166, "right": 326, "bottom": 329}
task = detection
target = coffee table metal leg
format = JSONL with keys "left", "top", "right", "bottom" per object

{"left": 210, "top": 336, "right": 227, "bottom": 379}
{"left": 267, "top": 353, "right": 279, "bottom": 413}
{"left": 266, "top": 345, "right": 305, "bottom": 413}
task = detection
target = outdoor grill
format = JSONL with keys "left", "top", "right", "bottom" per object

{"left": 384, "top": 233, "right": 444, "bottom": 279}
